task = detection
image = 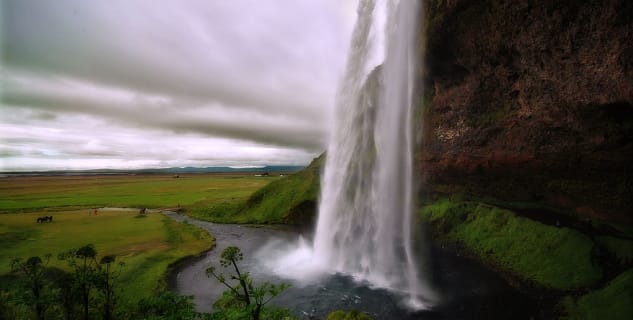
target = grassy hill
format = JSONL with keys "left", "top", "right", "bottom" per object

{"left": 188, "top": 154, "right": 324, "bottom": 226}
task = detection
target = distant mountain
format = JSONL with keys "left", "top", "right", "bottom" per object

{"left": 0, "top": 165, "right": 306, "bottom": 177}
{"left": 136, "top": 165, "right": 305, "bottom": 174}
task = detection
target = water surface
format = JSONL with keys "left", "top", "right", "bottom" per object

{"left": 166, "top": 212, "right": 537, "bottom": 319}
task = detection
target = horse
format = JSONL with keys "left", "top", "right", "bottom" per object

{"left": 36, "top": 216, "right": 53, "bottom": 223}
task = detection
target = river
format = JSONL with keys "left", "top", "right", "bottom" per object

{"left": 165, "top": 212, "right": 537, "bottom": 320}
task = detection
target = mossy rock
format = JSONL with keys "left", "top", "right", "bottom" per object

{"left": 421, "top": 198, "right": 602, "bottom": 290}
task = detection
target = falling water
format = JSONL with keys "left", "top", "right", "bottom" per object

{"left": 312, "top": 0, "right": 435, "bottom": 309}
{"left": 260, "top": 0, "right": 435, "bottom": 310}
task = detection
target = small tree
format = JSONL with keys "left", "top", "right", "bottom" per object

{"left": 50, "top": 269, "right": 77, "bottom": 320}
{"left": 59, "top": 244, "right": 99, "bottom": 320}
{"left": 96, "top": 255, "right": 124, "bottom": 320}
{"left": 11, "top": 254, "right": 53, "bottom": 320}
{"left": 206, "top": 246, "right": 289, "bottom": 320}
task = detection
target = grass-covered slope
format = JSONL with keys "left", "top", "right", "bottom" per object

{"left": 189, "top": 154, "right": 324, "bottom": 224}
{"left": 420, "top": 197, "right": 633, "bottom": 319}
{"left": 420, "top": 198, "right": 602, "bottom": 290}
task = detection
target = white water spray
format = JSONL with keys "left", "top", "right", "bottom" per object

{"left": 261, "top": 0, "right": 435, "bottom": 310}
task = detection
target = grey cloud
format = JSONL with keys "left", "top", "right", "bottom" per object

{"left": 31, "top": 112, "right": 58, "bottom": 121}
{"left": 1, "top": 77, "right": 325, "bottom": 150}
{"left": 2, "top": 0, "right": 344, "bottom": 121}
{"left": 0, "top": 0, "right": 355, "bottom": 170}
{"left": 0, "top": 149, "right": 23, "bottom": 157}
{"left": 1, "top": 138, "right": 39, "bottom": 144}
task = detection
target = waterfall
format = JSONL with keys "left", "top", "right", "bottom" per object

{"left": 313, "top": 0, "right": 435, "bottom": 310}
{"left": 259, "top": 0, "right": 435, "bottom": 310}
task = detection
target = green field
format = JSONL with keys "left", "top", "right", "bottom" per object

{"left": 0, "top": 173, "right": 282, "bottom": 318}
{"left": 0, "top": 174, "right": 278, "bottom": 213}
{"left": 0, "top": 209, "right": 213, "bottom": 303}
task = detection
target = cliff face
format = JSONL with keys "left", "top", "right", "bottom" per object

{"left": 420, "top": 0, "right": 633, "bottom": 224}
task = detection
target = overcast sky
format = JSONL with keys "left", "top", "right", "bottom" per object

{"left": 0, "top": 0, "right": 360, "bottom": 171}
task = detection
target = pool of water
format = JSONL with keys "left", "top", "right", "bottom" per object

{"left": 166, "top": 212, "right": 537, "bottom": 319}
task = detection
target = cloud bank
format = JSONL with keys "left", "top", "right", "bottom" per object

{"left": 1, "top": 0, "right": 356, "bottom": 170}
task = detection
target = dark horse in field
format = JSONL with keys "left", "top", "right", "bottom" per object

{"left": 36, "top": 216, "right": 53, "bottom": 223}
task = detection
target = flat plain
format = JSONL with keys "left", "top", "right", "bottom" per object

{"left": 0, "top": 173, "right": 277, "bottom": 303}
{"left": 0, "top": 174, "right": 277, "bottom": 213}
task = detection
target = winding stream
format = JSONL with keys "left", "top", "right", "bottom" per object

{"left": 165, "top": 212, "right": 537, "bottom": 320}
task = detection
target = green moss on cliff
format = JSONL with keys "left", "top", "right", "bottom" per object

{"left": 420, "top": 198, "right": 602, "bottom": 290}
{"left": 561, "top": 269, "right": 633, "bottom": 320}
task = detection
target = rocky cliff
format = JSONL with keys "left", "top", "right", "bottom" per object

{"left": 420, "top": 0, "right": 633, "bottom": 225}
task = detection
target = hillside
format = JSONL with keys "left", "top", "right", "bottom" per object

{"left": 188, "top": 154, "right": 323, "bottom": 226}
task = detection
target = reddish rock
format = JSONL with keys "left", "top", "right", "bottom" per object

{"left": 419, "top": 0, "right": 633, "bottom": 224}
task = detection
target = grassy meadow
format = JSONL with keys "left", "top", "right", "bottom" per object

{"left": 0, "top": 174, "right": 278, "bottom": 213}
{"left": 0, "top": 173, "right": 279, "bottom": 313}
{"left": 0, "top": 209, "right": 213, "bottom": 302}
